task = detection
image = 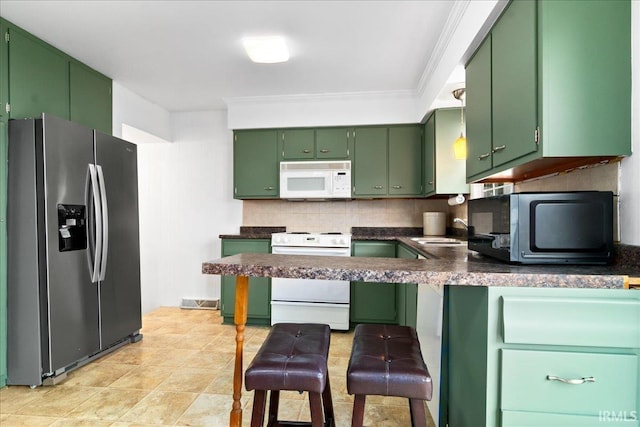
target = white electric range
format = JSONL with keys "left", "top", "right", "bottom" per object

{"left": 270, "top": 232, "right": 351, "bottom": 330}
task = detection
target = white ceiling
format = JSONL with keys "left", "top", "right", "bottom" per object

{"left": 0, "top": 0, "right": 500, "bottom": 113}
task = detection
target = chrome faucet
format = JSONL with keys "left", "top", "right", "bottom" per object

{"left": 453, "top": 218, "right": 469, "bottom": 229}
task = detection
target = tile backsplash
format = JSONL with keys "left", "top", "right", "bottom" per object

{"left": 243, "top": 198, "right": 455, "bottom": 233}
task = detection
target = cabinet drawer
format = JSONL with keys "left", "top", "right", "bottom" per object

{"left": 501, "top": 349, "right": 638, "bottom": 417}
{"left": 222, "top": 239, "right": 270, "bottom": 256}
{"left": 502, "top": 410, "right": 639, "bottom": 426}
{"left": 502, "top": 296, "right": 640, "bottom": 348}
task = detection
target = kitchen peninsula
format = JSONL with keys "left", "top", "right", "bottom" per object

{"left": 202, "top": 243, "right": 640, "bottom": 427}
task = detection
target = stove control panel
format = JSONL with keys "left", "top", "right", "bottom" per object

{"left": 271, "top": 232, "right": 351, "bottom": 248}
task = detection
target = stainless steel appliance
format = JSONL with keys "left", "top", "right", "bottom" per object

{"left": 467, "top": 191, "right": 613, "bottom": 264}
{"left": 7, "top": 114, "right": 142, "bottom": 386}
{"left": 270, "top": 232, "right": 351, "bottom": 330}
{"left": 279, "top": 160, "right": 351, "bottom": 199}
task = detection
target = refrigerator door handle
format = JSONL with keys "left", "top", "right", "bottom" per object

{"left": 86, "top": 164, "right": 103, "bottom": 283}
{"left": 96, "top": 165, "right": 109, "bottom": 281}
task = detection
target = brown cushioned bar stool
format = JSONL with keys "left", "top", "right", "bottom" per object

{"left": 245, "top": 323, "right": 335, "bottom": 427}
{"left": 347, "top": 324, "right": 433, "bottom": 427}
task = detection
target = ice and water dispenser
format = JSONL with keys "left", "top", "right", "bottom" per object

{"left": 57, "top": 204, "right": 87, "bottom": 252}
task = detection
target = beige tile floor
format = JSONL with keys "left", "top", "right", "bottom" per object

{"left": 0, "top": 307, "right": 434, "bottom": 426}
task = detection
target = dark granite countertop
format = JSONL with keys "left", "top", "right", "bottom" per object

{"left": 211, "top": 226, "right": 639, "bottom": 288}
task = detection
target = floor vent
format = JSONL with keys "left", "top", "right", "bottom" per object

{"left": 180, "top": 298, "right": 219, "bottom": 310}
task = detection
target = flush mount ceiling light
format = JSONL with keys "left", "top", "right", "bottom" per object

{"left": 452, "top": 88, "right": 467, "bottom": 160}
{"left": 242, "top": 36, "right": 289, "bottom": 64}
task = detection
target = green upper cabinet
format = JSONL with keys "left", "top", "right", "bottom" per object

{"left": 279, "top": 127, "right": 351, "bottom": 161}
{"left": 424, "top": 109, "right": 469, "bottom": 197}
{"left": 70, "top": 61, "right": 112, "bottom": 135}
{"left": 490, "top": 0, "right": 538, "bottom": 169}
{"left": 7, "top": 27, "right": 69, "bottom": 120}
{"left": 0, "top": 21, "right": 7, "bottom": 121}
{"left": 280, "top": 128, "right": 315, "bottom": 160}
{"left": 233, "top": 129, "right": 279, "bottom": 199}
{"left": 388, "top": 125, "right": 422, "bottom": 196}
{"left": 315, "top": 127, "right": 350, "bottom": 159}
{"left": 423, "top": 115, "right": 436, "bottom": 195}
{"left": 465, "top": 0, "right": 631, "bottom": 182}
{"left": 465, "top": 35, "right": 493, "bottom": 179}
{"left": 2, "top": 18, "right": 112, "bottom": 132}
{"left": 352, "top": 126, "right": 388, "bottom": 196}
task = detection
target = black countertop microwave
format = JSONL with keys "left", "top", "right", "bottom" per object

{"left": 467, "top": 191, "right": 613, "bottom": 264}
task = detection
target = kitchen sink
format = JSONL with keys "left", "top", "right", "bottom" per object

{"left": 410, "top": 237, "right": 466, "bottom": 246}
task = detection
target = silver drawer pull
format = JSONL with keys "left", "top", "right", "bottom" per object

{"left": 319, "top": 149, "right": 329, "bottom": 153}
{"left": 492, "top": 144, "right": 506, "bottom": 153}
{"left": 392, "top": 185, "right": 402, "bottom": 189}
{"left": 302, "top": 149, "right": 311, "bottom": 153}
{"left": 373, "top": 185, "right": 384, "bottom": 189}
{"left": 264, "top": 186, "right": 274, "bottom": 190}
{"left": 478, "top": 152, "right": 491, "bottom": 160}
{"left": 546, "top": 375, "right": 595, "bottom": 385}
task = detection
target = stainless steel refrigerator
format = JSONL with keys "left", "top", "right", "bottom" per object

{"left": 7, "top": 114, "right": 142, "bottom": 386}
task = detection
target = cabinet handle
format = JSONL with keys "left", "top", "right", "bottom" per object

{"left": 264, "top": 186, "right": 275, "bottom": 191}
{"left": 373, "top": 185, "right": 384, "bottom": 189}
{"left": 478, "top": 152, "right": 491, "bottom": 160}
{"left": 392, "top": 185, "right": 402, "bottom": 189}
{"left": 492, "top": 145, "right": 506, "bottom": 153}
{"left": 428, "top": 181, "right": 434, "bottom": 185}
{"left": 302, "top": 149, "right": 311, "bottom": 153}
{"left": 546, "top": 375, "right": 596, "bottom": 385}
{"left": 319, "top": 149, "right": 330, "bottom": 153}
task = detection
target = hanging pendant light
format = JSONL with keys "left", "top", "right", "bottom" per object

{"left": 452, "top": 88, "right": 466, "bottom": 160}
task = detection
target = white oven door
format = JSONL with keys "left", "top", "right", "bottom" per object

{"left": 271, "top": 277, "right": 350, "bottom": 303}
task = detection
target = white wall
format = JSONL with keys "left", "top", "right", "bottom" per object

{"left": 619, "top": 0, "right": 640, "bottom": 245}
{"left": 114, "top": 83, "right": 241, "bottom": 313}
{"left": 159, "top": 111, "right": 241, "bottom": 308}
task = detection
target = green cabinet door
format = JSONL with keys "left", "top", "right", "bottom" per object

{"left": 220, "top": 239, "right": 271, "bottom": 326}
{"left": 491, "top": 0, "right": 538, "bottom": 168}
{"left": 539, "top": 0, "right": 631, "bottom": 157}
{"left": 280, "top": 128, "right": 314, "bottom": 160}
{"left": 70, "top": 61, "right": 112, "bottom": 135}
{"left": 233, "top": 130, "right": 279, "bottom": 199}
{"left": 315, "top": 127, "right": 350, "bottom": 159}
{"left": 351, "top": 242, "right": 397, "bottom": 324}
{"left": 0, "top": 22, "right": 7, "bottom": 122}
{"left": 8, "top": 28, "right": 69, "bottom": 120}
{"left": 353, "top": 127, "right": 388, "bottom": 196}
{"left": 465, "top": 35, "right": 493, "bottom": 180}
{"left": 423, "top": 115, "right": 436, "bottom": 195}
{"left": 0, "top": 120, "right": 6, "bottom": 387}
{"left": 396, "top": 244, "right": 418, "bottom": 328}
{"left": 388, "top": 125, "right": 422, "bottom": 196}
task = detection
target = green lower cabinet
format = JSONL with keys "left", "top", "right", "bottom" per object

{"left": 396, "top": 244, "right": 418, "bottom": 328}
{"left": 445, "top": 286, "right": 640, "bottom": 427}
{"left": 350, "top": 241, "right": 397, "bottom": 325}
{"left": 220, "top": 239, "right": 271, "bottom": 326}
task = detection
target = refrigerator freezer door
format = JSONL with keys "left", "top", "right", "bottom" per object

{"left": 95, "top": 131, "right": 142, "bottom": 348}
{"left": 41, "top": 114, "right": 101, "bottom": 373}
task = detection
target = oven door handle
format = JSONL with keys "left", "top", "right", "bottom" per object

{"left": 271, "top": 246, "right": 350, "bottom": 256}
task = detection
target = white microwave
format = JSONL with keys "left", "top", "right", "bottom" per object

{"left": 279, "top": 160, "right": 351, "bottom": 199}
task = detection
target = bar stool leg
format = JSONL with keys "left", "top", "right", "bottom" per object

{"left": 309, "top": 391, "right": 325, "bottom": 427}
{"left": 266, "top": 390, "right": 280, "bottom": 427}
{"left": 351, "top": 394, "right": 366, "bottom": 427}
{"left": 250, "top": 390, "right": 267, "bottom": 427}
{"left": 409, "top": 398, "right": 427, "bottom": 427}
{"left": 322, "top": 376, "right": 336, "bottom": 427}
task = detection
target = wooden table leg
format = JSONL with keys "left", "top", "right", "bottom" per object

{"left": 230, "top": 275, "right": 249, "bottom": 427}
